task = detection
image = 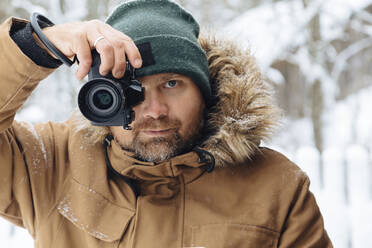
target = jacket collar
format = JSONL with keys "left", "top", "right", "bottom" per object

{"left": 108, "top": 138, "right": 207, "bottom": 184}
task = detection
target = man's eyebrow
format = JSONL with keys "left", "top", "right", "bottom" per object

{"left": 160, "top": 73, "right": 179, "bottom": 81}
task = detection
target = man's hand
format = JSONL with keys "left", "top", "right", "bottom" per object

{"left": 42, "top": 20, "right": 142, "bottom": 80}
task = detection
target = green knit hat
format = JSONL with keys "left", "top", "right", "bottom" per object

{"left": 106, "top": 0, "right": 211, "bottom": 102}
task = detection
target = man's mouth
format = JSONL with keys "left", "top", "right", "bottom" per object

{"left": 141, "top": 128, "right": 174, "bottom": 137}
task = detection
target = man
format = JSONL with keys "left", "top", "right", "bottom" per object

{"left": 0, "top": 0, "right": 332, "bottom": 247}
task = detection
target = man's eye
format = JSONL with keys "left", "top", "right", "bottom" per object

{"left": 164, "top": 80, "right": 178, "bottom": 88}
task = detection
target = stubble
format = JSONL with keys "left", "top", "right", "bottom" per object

{"left": 123, "top": 109, "right": 204, "bottom": 163}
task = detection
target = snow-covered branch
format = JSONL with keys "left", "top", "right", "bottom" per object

{"left": 356, "top": 9, "right": 372, "bottom": 24}
{"left": 331, "top": 36, "right": 372, "bottom": 83}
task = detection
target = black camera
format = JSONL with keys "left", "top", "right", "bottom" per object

{"left": 78, "top": 50, "right": 144, "bottom": 130}
{"left": 30, "top": 13, "right": 149, "bottom": 130}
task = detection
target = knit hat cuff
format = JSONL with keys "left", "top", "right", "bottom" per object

{"left": 134, "top": 35, "right": 211, "bottom": 102}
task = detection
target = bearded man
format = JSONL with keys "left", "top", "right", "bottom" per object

{"left": 0, "top": 0, "right": 332, "bottom": 247}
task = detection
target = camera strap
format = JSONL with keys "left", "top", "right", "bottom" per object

{"left": 103, "top": 135, "right": 139, "bottom": 197}
{"left": 30, "top": 12, "right": 77, "bottom": 66}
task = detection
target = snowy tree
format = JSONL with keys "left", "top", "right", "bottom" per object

{"left": 224, "top": 0, "right": 372, "bottom": 153}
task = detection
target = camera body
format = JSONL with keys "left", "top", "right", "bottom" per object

{"left": 78, "top": 50, "right": 144, "bottom": 130}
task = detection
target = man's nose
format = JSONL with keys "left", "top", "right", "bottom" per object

{"left": 140, "top": 90, "right": 169, "bottom": 119}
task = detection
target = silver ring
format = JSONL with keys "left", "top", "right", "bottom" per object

{"left": 93, "top": 35, "right": 105, "bottom": 48}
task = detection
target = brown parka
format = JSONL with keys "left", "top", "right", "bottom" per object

{"left": 0, "top": 17, "right": 333, "bottom": 247}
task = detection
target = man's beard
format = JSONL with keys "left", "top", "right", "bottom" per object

{"left": 122, "top": 111, "right": 204, "bottom": 163}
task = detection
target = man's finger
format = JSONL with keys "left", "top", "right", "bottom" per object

{"left": 97, "top": 30, "right": 128, "bottom": 78}
{"left": 74, "top": 35, "right": 92, "bottom": 80}
{"left": 110, "top": 39, "right": 127, "bottom": 78}
{"left": 94, "top": 38, "right": 115, "bottom": 76}
{"left": 101, "top": 24, "right": 142, "bottom": 69}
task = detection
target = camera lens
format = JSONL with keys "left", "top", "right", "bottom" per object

{"left": 86, "top": 83, "right": 121, "bottom": 118}
{"left": 92, "top": 89, "right": 113, "bottom": 110}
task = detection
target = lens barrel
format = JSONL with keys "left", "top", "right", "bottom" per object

{"left": 78, "top": 79, "right": 123, "bottom": 123}
{"left": 88, "top": 86, "right": 118, "bottom": 113}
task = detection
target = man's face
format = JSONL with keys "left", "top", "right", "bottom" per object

{"left": 110, "top": 73, "right": 205, "bottom": 162}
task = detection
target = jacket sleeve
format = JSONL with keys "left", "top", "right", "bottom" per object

{"left": 0, "top": 17, "right": 66, "bottom": 237}
{"left": 10, "top": 19, "right": 62, "bottom": 68}
{"left": 278, "top": 177, "right": 333, "bottom": 247}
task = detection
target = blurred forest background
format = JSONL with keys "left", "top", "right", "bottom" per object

{"left": 1, "top": 0, "right": 372, "bottom": 247}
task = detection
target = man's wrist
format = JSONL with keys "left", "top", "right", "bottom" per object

{"left": 10, "top": 21, "right": 62, "bottom": 68}
{"left": 32, "top": 31, "right": 58, "bottom": 59}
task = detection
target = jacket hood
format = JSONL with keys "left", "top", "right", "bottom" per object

{"left": 71, "top": 34, "right": 281, "bottom": 167}
{"left": 198, "top": 35, "right": 281, "bottom": 166}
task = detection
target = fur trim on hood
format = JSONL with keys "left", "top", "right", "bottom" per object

{"left": 70, "top": 34, "right": 281, "bottom": 167}
{"left": 198, "top": 35, "right": 281, "bottom": 167}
